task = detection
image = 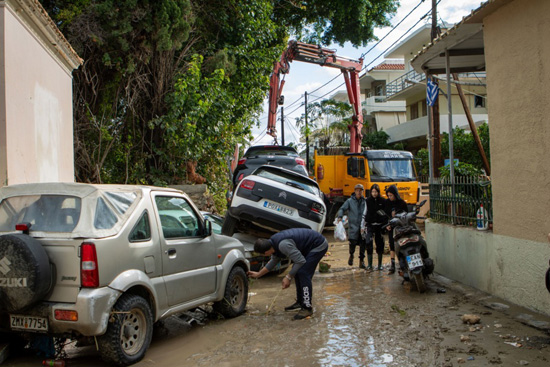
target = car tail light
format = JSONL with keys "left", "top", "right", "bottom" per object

{"left": 295, "top": 158, "right": 305, "bottom": 166}
{"left": 311, "top": 202, "right": 325, "bottom": 215}
{"left": 55, "top": 310, "right": 78, "bottom": 321}
{"left": 240, "top": 179, "right": 255, "bottom": 190}
{"left": 237, "top": 158, "right": 247, "bottom": 165}
{"left": 81, "top": 242, "right": 99, "bottom": 288}
{"left": 237, "top": 173, "right": 244, "bottom": 182}
{"left": 15, "top": 222, "right": 31, "bottom": 234}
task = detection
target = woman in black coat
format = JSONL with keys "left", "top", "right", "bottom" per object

{"left": 384, "top": 185, "right": 408, "bottom": 274}
{"left": 364, "top": 184, "right": 387, "bottom": 271}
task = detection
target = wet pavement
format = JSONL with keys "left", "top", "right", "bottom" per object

{"left": 3, "top": 234, "right": 550, "bottom": 366}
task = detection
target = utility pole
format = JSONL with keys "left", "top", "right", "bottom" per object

{"left": 305, "top": 91, "right": 310, "bottom": 174}
{"left": 430, "top": 0, "right": 442, "bottom": 178}
{"left": 281, "top": 106, "right": 285, "bottom": 146}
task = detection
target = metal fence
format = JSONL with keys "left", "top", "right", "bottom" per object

{"left": 429, "top": 176, "right": 492, "bottom": 228}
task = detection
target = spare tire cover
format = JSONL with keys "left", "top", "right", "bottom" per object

{"left": 0, "top": 234, "right": 52, "bottom": 312}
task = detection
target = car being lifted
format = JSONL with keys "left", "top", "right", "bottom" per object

{"left": 223, "top": 165, "right": 326, "bottom": 236}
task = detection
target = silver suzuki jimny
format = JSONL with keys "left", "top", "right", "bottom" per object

{"left": 0, "top": 183, "right": 249, "bottom": 366}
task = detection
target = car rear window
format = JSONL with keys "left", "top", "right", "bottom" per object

{"left": 244, "top": 146, "right": 298, "bottom": 157}
{"left": 254, "top": 167, "right": 320, "bottom": 196}
{"left": 0, "top": 195, "right": 82, "bottom": 232}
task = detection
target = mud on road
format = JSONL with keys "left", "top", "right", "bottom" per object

{"left": 4, "top": 231, "right": 550, "bottom": 367}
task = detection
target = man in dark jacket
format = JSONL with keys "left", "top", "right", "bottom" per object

{"left": 248, "top": 228, "right": 328, "bottom": 320}
{"left": 336, "top": 184, "right": 367, "bottom": 268}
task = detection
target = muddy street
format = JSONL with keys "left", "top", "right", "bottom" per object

{"left": 4, "top": 235, "right": 550, "bottom": 367}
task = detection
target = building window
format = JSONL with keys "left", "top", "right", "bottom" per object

{"left": 474, "top": 95, "right": 486, "bottom": 108}
{"left": 410, "top": 102, "right": 419, "bottom": 120}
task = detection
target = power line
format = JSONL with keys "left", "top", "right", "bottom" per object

{"left": 285, "top": 102, "right": 305, "bottom": 117}
{"left": 251, "top": 128, "right": 267, "bottom": 145}
{"left": 304, "top": 1, "right": 444, "bottom": 106}
{"left": 278, "top": 1, "right": 429, "bottom": 115}
{"left": 285, "top": 117, "right": 301, "bottom": 144}
{"left": 362, "top": 1, "right": 443, "bottom": 72}
{"left": 359, "top": 0, "right": 427, "bottom": 60}
{"left": 308, "top": 74, "right": 341, "bottom": 95}
{"left": 284, "top": 94, "right": 304, "bottom": 110}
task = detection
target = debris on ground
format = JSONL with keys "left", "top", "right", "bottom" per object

{"left": 391, "top": 304, "right": 407, "bottom": 317}
{"left": 460, "top": 335, "right": 471, "bottom": 342}
{"left": 462, "top": 314, "right": 481, "bottom": 325}
{"left": 504, "top": 342, "right": 522, "bottom": 348}
{"left": 318, "top": 261, "right": 331, "bottom": 273}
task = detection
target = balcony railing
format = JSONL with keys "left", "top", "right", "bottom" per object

{"left": 386, "top": 71, "right": 487, "bottom": 99}
{"left": 386, "top": 69, "right": 425, "bottom": 98}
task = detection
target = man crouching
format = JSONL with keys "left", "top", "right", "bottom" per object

{"left": 247, "top": 228, "right": 328, "bottom": 320}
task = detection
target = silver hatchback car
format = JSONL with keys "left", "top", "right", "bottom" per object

{"left": 0, "top": 183, "right": 249, "bottom": 366}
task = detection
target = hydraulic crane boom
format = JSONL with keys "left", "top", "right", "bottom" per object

{"left": 268, "top": 40, "right": 364, "bottom": 153}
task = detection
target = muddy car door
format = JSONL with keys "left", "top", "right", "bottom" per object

{"left": 153, "top": 194, "right": 217, "bottom": 306}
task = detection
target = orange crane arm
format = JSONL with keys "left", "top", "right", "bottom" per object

{"left": 267, "top": 40, "right": 364, "bottom": 153}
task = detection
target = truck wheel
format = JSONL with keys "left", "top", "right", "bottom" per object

{"left": 0, "top": 234, "right": 52, "bottom": 312}
{"left": 214, "top": 267, "right": 248, "bottom": 318}
{"left": 98, "top": 294, "right": 153, "bottom": 367}
{"left": 221, "top": 214, "right": 238, "bottom": 236}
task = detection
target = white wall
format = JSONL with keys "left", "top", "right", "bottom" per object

{"left": 1, "top": 2, "right": 76, "bottom": 185}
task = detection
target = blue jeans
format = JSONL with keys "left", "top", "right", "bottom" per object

{"left": 294, "top": 244, "right": 328, "bottom": 310}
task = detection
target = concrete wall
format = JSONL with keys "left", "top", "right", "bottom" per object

{"left": 483, "top": 0, "right": 550, "bottom": 242}
{"left": 0, "top": 1, "right": 78, "bottom": 185}
{"left": 427, "top": 221, "right": 550, "bottom": 316}
{"left": 374, "top": 111, "right": 406, "bottom": 132}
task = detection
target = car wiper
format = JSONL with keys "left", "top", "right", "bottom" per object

{"left": 285, "top": 182, "right": 304, "bottom": 190}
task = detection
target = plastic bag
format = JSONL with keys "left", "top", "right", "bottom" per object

{"left": 334, "top": 221, "right": 347, "bottom": 242}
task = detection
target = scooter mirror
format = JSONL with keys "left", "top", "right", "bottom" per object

{"left": 417, "top": 199, "right": 427, "bottom": 207}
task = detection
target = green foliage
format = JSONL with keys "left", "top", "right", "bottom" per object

{"left": 295, "top": 99, "right": 353, "bottom": 147}
{"left": 440, "top": 123, "right": 490, "bottom": 171}
{"left": 40, "top": 0, "right": 398, "bottom": 212}
{"left": 361, "top": 130, "right": 403, "bottom": 150}
{"left": 415, "top": 148, "right": 429, "bottom": 176}
{"left": 439, "top": 162, "right": 482, "bottom": 178}
{"left": 272, "top": 0, "right": 398, "bottom": 47}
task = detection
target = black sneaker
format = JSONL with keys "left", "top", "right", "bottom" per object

{"left": 348, "top": 255, "right": 353, "bottom": 266}
{"left": 293, "top": 308, "right": 313, "bottom": 320}
{"left": 284, "top": 301, "right": 301, "bottom": 312}
{"left": 388, "top": 264, "right": 396, "bottom": 274}
{"left": 359, "top": 261, "right": 366, "bottom": 269}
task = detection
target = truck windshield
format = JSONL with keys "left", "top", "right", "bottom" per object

{"left": 368, "top": 159, "right": 416, "bottom": 181}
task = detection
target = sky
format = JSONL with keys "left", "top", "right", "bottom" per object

{"left": 251, "top": 0, "right": 485, "bottom": 147}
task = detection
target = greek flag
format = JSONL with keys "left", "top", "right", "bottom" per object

{"left": 427, "top": 78, "right": 439, "bottom": 107}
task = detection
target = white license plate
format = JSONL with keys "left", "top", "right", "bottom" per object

{"left": 10, "top": 314, "right": 48, "bottom": 332}
{"left": 406, "top": 253, "right": 423, "bottom": 269}
{"left": 263, "top": 201, "right": 294, "bottom": 216}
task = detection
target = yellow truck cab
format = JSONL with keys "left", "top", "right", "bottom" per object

{"left": 314, "top": 149, "right": 419, "bottom": 223}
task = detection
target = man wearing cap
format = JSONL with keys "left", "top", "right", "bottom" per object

{"left": 336, "top": 183, "right": 367, "bottom": 268}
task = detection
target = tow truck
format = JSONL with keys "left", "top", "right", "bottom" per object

{"left": 267, "top": 40, "right": 420, "bottom": 223}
